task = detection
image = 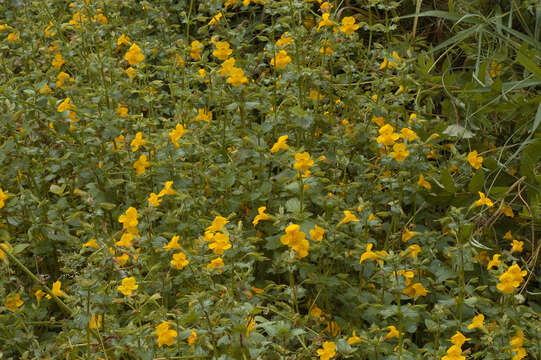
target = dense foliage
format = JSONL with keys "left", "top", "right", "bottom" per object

{"left": 0, "top": 0, "right": 540, "bottom": 359}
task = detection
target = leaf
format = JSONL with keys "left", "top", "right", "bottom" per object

{"left": 530, "top": 100, "right": 541, "bottom": 134}
{"left": 49, "top": 184, "right": 66, "bottom": 196}
{"left": 468, "top": 169, "right": 485, "bottom": 193}
{"left": 285, "top": 198, "right": 300, "bottom": 213}
{"left": 439, "top": 169, "right": 456, "bottom": 194}
{"left": 442, "top": 124, "right": 475, "bottom": 138}
{"left": 516, "top": 44, "right": 541, "bottom": 80}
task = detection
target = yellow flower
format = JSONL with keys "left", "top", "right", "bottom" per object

{"left": 115, "top": 253, "right": 129, "bottom": 266}
{"left": 148, "top": 193, "right": 162, "bottom": 207}
{"left": 309, "top": 225, "right": 326, "bottom": 242}
{"left": 208, "top": 232, "right": 232, "bottom": 255}
{"left": 407, "top": 244, "right": 421, "bottom": 258}
{"left": 125, "top": 66, "right": 137, "bottom": 79}
{"left": 400, "top": 128, "right": 418, "bottom": 141}
{"left": 217, "top": 57, "right": 236, "bottom": 77}
{"left": 93, "top": 11, "right": 108, "bottom": 24}
{"left": 417, "top": 174, "right": 431, "bottom": 190}
{"left": 187, "top": 330, "right": 197, "bottom": 345}
{"left": 207, "top": 216, "right": 228, "bottom": 233}
{"left": 155, "top": 182, "right": 174, "bottom": 198}
{"left": 280, "top": 224, "right": 309, "bottom": 258}
{"left": 310, "top": 303, "right": 323, "bottom": 319}
{"left": 503, "top": 230, "right": 513, "bottom": 240}
{"left": 512, "top": 347, "right": 527, "bottom": 360}
{"left": 124, "top": 43, "right": 144, "bottom": 66}
{"left": 57, "top": 97, "right": 76, "bottom": 113}
{"left": 156, "top": 321, "right": 177, "bottom": 347}
{"left": 34, "top": 289, "right": 46, "bottom": 302}
{"left": 359, "top": 243, "right": 387, "bottom": 265}
{"left": 133, "top": 154, "right": 150, "bottom": 175}
{"left": 208, "top": 12, "right": 222, "bottom": 25}
{"left": 212, "top": 41, "right": 232, "bottom": 60}
{"left": 51, "top": 281, "right": 63, "bottom": 297}
{"left": 270, "top": 135, "right": 288, "bottom": 153}
{"left": 130, "top": 132, "right": 146, "bottom": 152}
{"left": 117, "top": 277, "right": 138, "bottom": 296}
{"left": 500, "top": 203, "right": 514, "bottom": 217}
{"left": 164, "top": 235, "right": 181, "bottom": 251}
{"left": 116, "top": 103, "right": 128, "bottom": 118}
{"left": 207, "top": 257, "right": 225, "bottom": 271}
{"left": 316, "top": 341, "right": 336, "bottom": 360}
{"left": 510, "top": 330, "right": 524, "bottom": 349}
{"left": 0, "top": 189, "right": 9, "bottom": 209}
{"left": 320, "top": 1, "right": 333, "bottom": 12}
{"left": 171, "top": 252, "right": 189, "bottom": 270}
{"left": 253, "top": 206, "right": 270, "bottom": 226}
{"left": 115, "top": 233, "right": 134, "bottom": 247}
{"left": 89, "top": 314, "right": 102, "bottom": 329}
{"left": 4, "top": 294, "right": 23, "bottom": 311}
{"left": 293, "top": 152, "right": 314, "bottom": 172}
{"left": 467, "top": 150, "right": 483, "bottom": 169}
{"left": 39, "top": 84, "right": 53, "bottom": 95}
{"left": 402, "top": 228, "right": 417, "bottom": 242}
{"left": 510, "top": 239, "right": 524, "bottom": 253}
{"left": 44, "top": 21, "right": 55, "bottom": 37}
{"left": 227, "top": 67, "right": 249, "bottom": 87}
{"left": 473, "top": 192, "right": 493, "bottom": 208}
{"left": 467, "top": 314, "right": 485, "bottom": 330}
{"left": 52, "top": 53, "right": 65, "bottom": 70}
{"left": 403, "top": 282, "right": 429, "bottom": 298}
{"left": 118, "top": 207, "right": 139, "bottom": 231}
{"left": 270, "top": 50, "right": 292, "bottom": 69}
{"left": 391, "top": 143, "right": 410, "bottom": 162}
{"left": 486, "top": 254, "right": 501, "bottom": 269}
{"left": 194, "top": 108, "right": 212, "bottom": 122}
{"left": 449, "top": 331, "right": 470, "bottom": 347}
{"left": 384, "top": 325, "right": 400, "bottom": 340}
{"left": 339, "top": 210, "right": 359, "bottom": 225}
{"left": 497, "top": 264, "right": 527, "bottom": 294}
{"left": 377, "top": 124, "right": 400, "bottom": 146}
{"left": 347, "top": 330, "right": 362, "bottom": 345}
{"left": 166, "top": 123, "right": 187, "bottom": 149}
{"left": 190, "top": 40, "right": 204, "bottom": 60}
{"left": 317, "top": 13, "right": 333, "bottom": 31}
{"left": 276, "top": 32, "right": 294, "bottom": 48}
{"left": 117, "top": 34, "right": 131, "bottom": 48}
{"left": 339, "top": 16, "right": 359, "bottom": 35}
{"left": 7, "top": 32, "right": 20, "bottom": 44}
{"left": 56, "top": 71, "right": 73, "bottom": 89}
{"left": 372, "top": 116, "right": 385, "bottom": 127}
{"left": 442, "top": 345, "right": 465, "bottom": 360}
{"left": 489, "top": 61, "right": 503, "bottom": 78}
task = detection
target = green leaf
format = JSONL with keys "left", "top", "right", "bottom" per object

{"left": 516, "top": 44, "right": 541, "bottom": 80}
{"left": 439, "top": 169, "right": 456, "bottom": 194}
{"left": 49, "top": 184, "right": 66, "bottom": 196}
{"left": 468, "top": 169, "right": 485, "bottom": 193}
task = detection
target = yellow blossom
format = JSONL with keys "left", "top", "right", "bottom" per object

{"left": 117, "top": 277, "right": 138, "bottom": 295}
{"left": 51, "top": 281, "right": 63, "bottom": 297}
{"left": 280, "top": 224, "right": 309, "bottom": 258}
{"left": 116, "top": 103, "right": 128, "bottom": 118}
{"left": 217, "top": 57, "right": 236, "bottom": 76}
{"left": 293, "top": 152, "right": 314, "bottom": 172}
{"left": 207, "top": 257, "right": 225, "bottom": 271}
{"left": 317, "top": 13, "right": 333, "bottom": 31}
{"left": 347, "top": 330, "right": 362, "bottom": 345}
{"left": 52, "top": 53, "right": 65, "bottom": 70}
{"left": 473, "top": 192, "right": 493, "bottom": 208}
{"left": 124, "top": 43, "right": 144, "bottom": 66}
{"left": 442, "top": 345, "right": 465, "bottom": 360}
{"left": 7, "top": 33, "right": 20, "bottom": 44}
{"left": 407, "top": 244, "right": 421, "bottom": 258}
{"left": 117, "top": 34, "right": 131, "bottom": 48}
{"left": 125, "top": 67, "right": 137, "bottom": 79}
{"left": 130, "top": 132, "right": 146, "bottom": 152}
{"left": 372, "top": 116, "right": 385, "bottom": 127}
{"left": 316, "top": 341, "right": 336, "bottom": 360}
{"left": 208, "top": 232, "right": 232, "bottom": 255}
{"left": 34, "top": 289, "right": 46, "bottom": 302}
{"left": 171, "top": 252, "right": 189, "bottom": 270}
{"left": 276, "top": 32, "right": 294, "bottom": 48}
{"left": 417, "top": 174, "right": 431, "bottom": 190}
{"left": 449, "top": 331, "right": 470, "bottom": 347}
{"left": 227, "top": 67, "right": 249, "bottom": 87}
{"left": 467, "top": 151, "right": 483, "bottom": 169}
{"left": 187, "top": 330, "right": 197, "bottom": 345}
{"left": 147, "top": 193, "right": 161, "bottom": 207}
{"left": 158, "top": 181, "right": 175, "bottom": 197}
{"left": 497, "top": 264, "right": 527, "bottom": 294}
{"left": 270, "top": 135, "right": 288, "bottom": 153}
{"left": 208, "top": 13, "right": 222, "bottom": 25}
{"left": 190, "top": 40, "right": 204, "bottom": 60}
{"left": 133, "top": 154, "right": 150, "bottom": 175}
{"left": 194, "top": 108, "right": 212, "bottom": 122}
{"left": 39, "top": 84, "right": 53, "bottom": 95}
{"left": 0, "top": 189, "right": 9, "bottom": 209}
{"left": 207, "top": 216, "right": 228, "bottom": 233}
{"left": 309, "top": 224, "right": 326, "bottom": 241}
{"left": 339, "top": 210, "right": 359, "bottom": 225}
{"left": 339, "top": 16, "right": 359, "bottom": 34}
{"left": 89, "top": 314, "right": 102, "bottom": 329}
{"left": 163, "top": 235, "right": 181, "bottom": 251}
{"left": 270, "top": 50, "right": 292, "bottom": 69}
{"left": 253, "top": 206, "right": 270, "bottom": 226}
{"left": 487, "top": 254, "right": 501, "bottom": 270}
{"left": 400, "top": 128, "right": 419, "bottom": 141}
{"left": 156, "top": 321, "right": 177, "bottom": 347}
{"left": 213, "top": 41, "right": 232, "bottom": 60}
{"left": 467, "top": 314, "right": 485, "bottom": 330}
{"left": 115, "top": 233, "right": 134, "bottom": 247}
{"left": 384, "top": 326, "right": 400, "bottom": 340}
{"left": 403, "top": 282, "right": 429, "bottom": 298}
{"left": 391, "top": 143, "right": 410, "bottom": 162}
{"left": 510, "top": 239, "right": 524, "bottom": 253}
{"left": 4, "top": 294, "right": 23, "bottom": 311}
{"left": 377, "top": 124, "right": 400, "bottom": 146}
{"left": 402, "top": 228, "right": 418, "bottom": 242}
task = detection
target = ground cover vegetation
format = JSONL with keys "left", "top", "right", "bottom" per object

{"left": 0, "top": 0, "right": 540, "bottom": 358}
